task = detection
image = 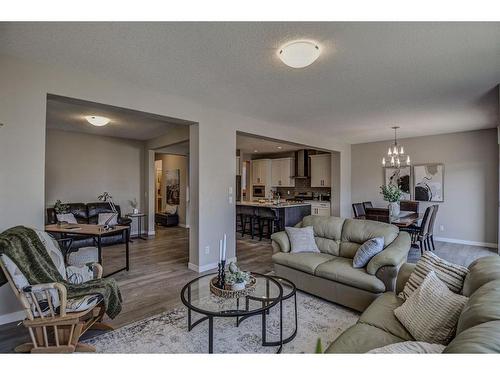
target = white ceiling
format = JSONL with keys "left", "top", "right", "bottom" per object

{"left": 237, "top": 133, "right": 305, "bottom": 155}
{"left": 46, "top": 94, "right": 191, "bottom": 141}
{"left": 2, "top": 22, "right": 499, "bottom": 143}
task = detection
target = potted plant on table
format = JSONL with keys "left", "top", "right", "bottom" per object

{"left": 129, "top": 198, "right": 139, "bottom": 214}
{"left": 225, "top": 262, "right": 251, "bottom": 291}
{"left": 380, "top": 184, "right": 403, "bottom": 218}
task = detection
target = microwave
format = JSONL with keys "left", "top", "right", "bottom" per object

{"left": 253, "top": 185, "right": 266, "bottom": 198}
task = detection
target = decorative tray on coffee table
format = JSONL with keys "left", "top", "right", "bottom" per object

{"left": 209, "top": 276, "right": 257, "bottom": 299}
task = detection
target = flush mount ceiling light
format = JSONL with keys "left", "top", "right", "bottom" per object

{"left": 278, "top": 40, "right": 320, "bottom": 68}
{"left": 85, "top": 115, "right": 110, "bottom": 127}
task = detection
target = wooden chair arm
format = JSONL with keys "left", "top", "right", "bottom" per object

{"left": 23, "top": 282, "right": 68, "bottom": 317}
{"left": 92, "top": 263, "right": 103, "bottom": 279}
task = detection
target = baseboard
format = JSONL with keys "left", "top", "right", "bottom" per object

{"left": 188, "top": 257, "right": 237, "bottom": 273}
{"left": 147, "top": 230, "right": 155, "bottom": 236}
{"left": 178, "top": 223, "right": 190, "bottom": 228}
{"left": 0, "top": 310, "right": 25, "bottom": 325}
{"left": 435, "top": 236, "right": 498, "bottom": 249}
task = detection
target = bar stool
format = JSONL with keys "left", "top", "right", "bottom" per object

{"left": 238, "top": 206, "right": 258, "bottom": 239}
{"left": 257, "top": 207, "right": 280, "bottom": 241}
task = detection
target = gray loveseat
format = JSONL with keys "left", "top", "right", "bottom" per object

{"left": 271, "top": 215, "right": 411, "bottom": 312}
{"left": 326, "top": 255, "right": 500, "bottom": 353}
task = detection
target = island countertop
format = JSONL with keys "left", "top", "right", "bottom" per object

{"left": 236, "top": 201, "right": 312, "bottom": 208}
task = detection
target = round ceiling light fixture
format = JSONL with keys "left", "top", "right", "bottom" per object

{"left": 85, "top": 115, "right": 110, "bottom": 127}
{"left": 278, "top": 40, "right": 321, "bottom": 69}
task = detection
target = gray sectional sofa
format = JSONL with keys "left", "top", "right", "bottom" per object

{"left": 271, "top": 215, "right": 411, "bottom": 312}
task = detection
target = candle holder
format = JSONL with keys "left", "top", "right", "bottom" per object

{"left": 217, "top": 260, "right": 226, "bottom": 289}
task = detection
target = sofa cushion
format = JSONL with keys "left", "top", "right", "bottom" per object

{"left": 340, "top": 219, "right": 399, "bottom": 258}
{"left": 443, "top": 320, "right": 500, "bottom": 353}
{"left": 325, "top": 322, "right": 404, "bottom": 353}
{"left": 353, "top": 237, "right": 384, "bottom": 268}
{"left": 314, "top": 237, "right": 341, "bottom": 256}
{"left": 302, "top": 215, "right": 345, "bottom": 241}
{"left": 271, "top": 252, "right": 334, "bottom": 274}
{"left": 359, "top": 292, "right": 414, "bottom": 341}
{"left": 462, "top": 255, "right": 500, "bottom": 297}
{"left": 456, "top": 279, "right": 500, "bottom": 335}
{"left": 285, "top": 226, "right": 320, "bottom": 253}
{"left": 368, "top": 341, "right": 445, "bottom": 354}
{"left": 394, "top": 271, "right": 468, "bottom": 345}
{"left": 315, "top": 257, "right": 386, "bottom": 293}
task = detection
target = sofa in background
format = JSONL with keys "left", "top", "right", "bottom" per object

{"left": 326, "top": 255, "right": 500, "bottom": 353}
{"left": 271, "top": 215, "right": 411, "bottom": 312}
{"left": 46, "top": 202, "right": 132, "bottom": 248}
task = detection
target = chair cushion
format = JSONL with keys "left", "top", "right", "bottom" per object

{"left": 394, "top": 271, "right": 468, "bottom": 345}
{"left": 315, "top": 257, "right": 386, "bottom": 293}
{"left": 272, "top": 252, "right": 334, "bottom": 274}
{"left": 66, "top": 265, "right": 95, "bottom": 284}
{"left": 285, "top": 226, "right": 320, "bottom": 253}
{"left": 325, "top": 322, "right": 404, "bottom": 353}
{"left": 340, "top": 219, "right": 399, "bottom": 258}
{"left": 66, "top": 294, "right": 102, "bottom": 313}
{"left": 353, "top": 237, "right": 384, "bottom": 268}
{"left": 456, "top": 279, "right": 500, "bottom": 335}
{"left": 35, "top": 230, "right": 67, "bottom": 280}
{"left": 0, "top": 254, "right": 29, "bottom": 291}
{"left": 399, "top": 251, "right": 469, "bottom": 300}
{"left": 462, "top": 255, "right": 500, "bottom": 297}
{"left": 359, "top": 292, "right": 414, "bottom": 341}
{"left": 443, "top": 320, "right": 500, "bottom": 353}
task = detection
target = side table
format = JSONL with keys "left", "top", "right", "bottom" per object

{"left": 126, "top": 213, "right": 148, "bottom": 240}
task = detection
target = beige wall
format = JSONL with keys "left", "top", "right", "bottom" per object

{"left": 0, "top": 55, "right": 351, "bottom": 321}
{"left": 351, "top": 129, "right": 498, "bottom": 246}
{"left": 155, "top": 153, "right": 188, "bottom": 226}
{"left": 45, "top": 130, "right": 144, "bottom": 226}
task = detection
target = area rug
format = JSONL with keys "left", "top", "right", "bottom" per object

{"left": 85, "top": 290, "right": 359, "bottom": 353}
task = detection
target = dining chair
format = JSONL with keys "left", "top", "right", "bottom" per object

{"left": 400, "top": 200, "right": 419, "bottom": 213}
{"left": 427, "top": 204, "right": 439, "bottom": 251}
{"left": 414, "top": 205, "right": 434, "bottom": 255}
{"left": 365, "top": 207, "right": 390, "bottom": 223}
{"left": 362, "top": 201, "right": 373, "bottom": 210}
{"left": 352, "top": 203, "right": 366, "bottom": 219}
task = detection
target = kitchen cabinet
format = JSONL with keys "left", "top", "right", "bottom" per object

{"left": 271, "top": 157, "right": 295, "bottom": 187}
{"left": 310, "top": 154, "right": 331, "bottom": 187}
{"left": 311, "top": 201, "right": 331, "bottom": 216}
{"left": 252, "top": 159, "right": 272, "bottom": 185}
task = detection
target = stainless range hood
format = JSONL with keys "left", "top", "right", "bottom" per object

{"left": 292, "top": 150, "right": 310, "bottom": 178}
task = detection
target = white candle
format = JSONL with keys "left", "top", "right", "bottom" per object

{"left": 223, "top": 234, "right": 227, "bottom": 261}
{"left": 219, "top": 239, "right": 223, "bottom": 262}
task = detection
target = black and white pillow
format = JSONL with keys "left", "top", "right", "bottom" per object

{"left": 56, "top": 213, "right": 77, "bottom": 224}
{"left": 353, "top": 237, "right": 385, "bottom": 268}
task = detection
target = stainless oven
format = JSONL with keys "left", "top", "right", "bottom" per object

{"left": 252, "top": 185, "right": 265, "bottom": 198}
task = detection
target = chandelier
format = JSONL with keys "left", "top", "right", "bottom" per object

{"left": 382, "top": 126, "right": 410, "bottom": 168}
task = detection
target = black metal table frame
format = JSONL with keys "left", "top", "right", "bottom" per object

{"left": 180, "top": 272, "right": 291, "bottom": 353}
{"left": 126, "top": 214, "right": 148, "bottom": 241}
{"left": 52, "top": 227, "right": 130, "bottom": 278}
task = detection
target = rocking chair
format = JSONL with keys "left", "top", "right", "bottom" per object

{"left": 0, "top": 230, "right": 115, "bottom": 353}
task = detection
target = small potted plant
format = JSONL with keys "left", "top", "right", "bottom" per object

{"left": 54, "top": 200, "right": 70, "bottom": 225}
{"left": 129, "top": 198, "right": 139, "bottom": 214}
{"left": 380, "top": 184, "right": 403, "bottom": 218}
{"left": 225, "top": 262, "right": 251, "bottom": 291}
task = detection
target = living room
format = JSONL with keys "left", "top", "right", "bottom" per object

{"left": 1, "top": 3, "right": 499, "bottom": 372}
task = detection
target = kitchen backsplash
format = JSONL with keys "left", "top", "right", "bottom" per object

{"left": 276, "top": 178, "right": 331, "bottom": 199}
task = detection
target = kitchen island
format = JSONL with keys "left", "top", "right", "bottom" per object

{"left": 236, "top": 201, "right": 311, "bottom": 231}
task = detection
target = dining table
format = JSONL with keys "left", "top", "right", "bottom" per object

{"left": 389, "top": 210, "right": 422, "bottom": 228}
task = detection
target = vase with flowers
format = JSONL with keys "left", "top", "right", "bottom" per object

{"left": 380, "top": 184, "right": 403, "bottom": 218}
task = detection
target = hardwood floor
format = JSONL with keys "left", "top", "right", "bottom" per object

{"left": 0, "top": 226, "right": 496, "bottom": 352}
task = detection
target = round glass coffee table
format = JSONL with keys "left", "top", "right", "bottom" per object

{"left": 180, "top": 272, "right": 296, "bottom": 353}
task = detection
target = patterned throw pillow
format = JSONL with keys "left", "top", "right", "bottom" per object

{"left": 56, "top": 213, "right": 77, "bottom": 224}
{"left": 285, "top": 226, "right": 320, "bottom": 253}
{"left": 368, "top": 341, "right": 446, "bottom": 354}
{"left": 352, "top": 237, "right": 384, "bottom": 268}
{"left": 98, "top": 212, "right": 118, "bottom": 226}
{"left": 394, "top": 271, "right": 468, "bottom": 345}
{"left": 399, "top": 251, "right": 469, "bottom": 300}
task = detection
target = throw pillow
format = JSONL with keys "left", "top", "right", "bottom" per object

{"left": 285, "top": 226, "right": 320, "bottom": 253}
{"left": 352, "top": 237, "right": 384, "bottom": 268}
{"left": 98, "top": 212, "right": 118, "bottom": 226}
{"left": 399, "top": 251, "right": 469, "bottom": 300}
{"left": 56, "top": 213, "right": 77, "bottom": 224}
{"left": 394, "top": 271, "right": 468, "bottom": 345}
{"left": 367, "top": 341, "right": 446, "bottom": 354}
{"left": 163, "top": 204, "right": 177, "bottom": 215}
